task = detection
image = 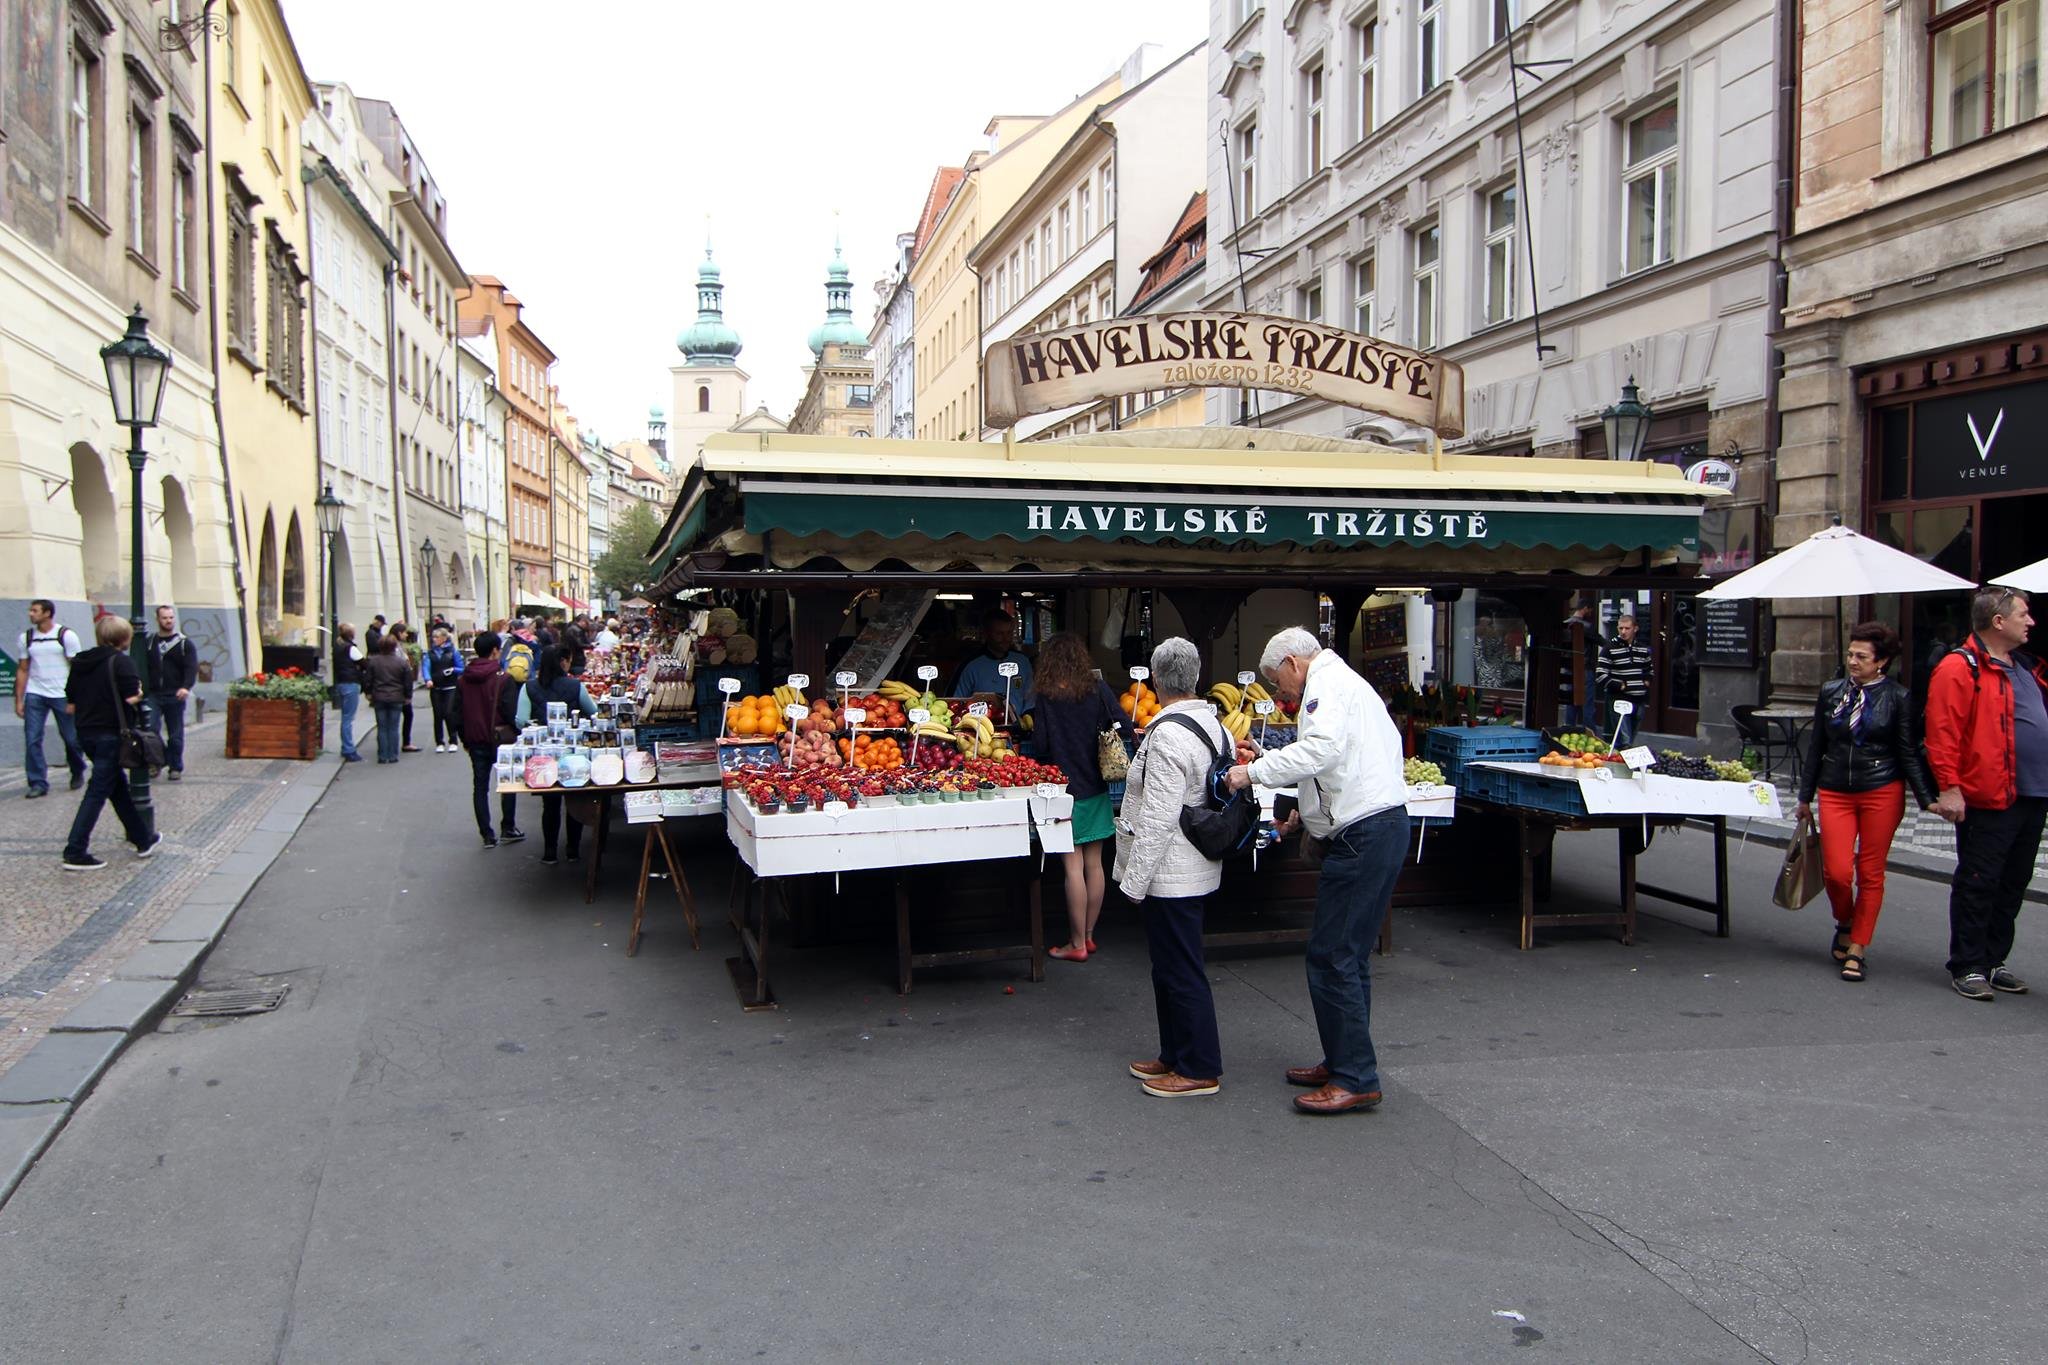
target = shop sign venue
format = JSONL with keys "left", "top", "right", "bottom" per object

{"left": 983, "top": 311, "right": 1467, "bottom": 437}
{"left": 1019, "top": 500, "right": 1497, "bottom": 543}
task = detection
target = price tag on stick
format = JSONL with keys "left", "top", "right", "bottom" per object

{"left": 917, "top": 665, "right": 939, "bottom": 683}
{"left": 843, "top": 707, "right": 867, "bottom": 728}
{"left": 1237, "top": 670, "right": 1255, "bottom": 687}
{"left": 1608, "top": 699, "right": 1634, "bottom": 755}
{"left": 718, "top": 676, "right": 741, "bottom": 738}
{"left": 1129, "top": 666, "right": 1149, "bottom": 682}
{"left": 908, "top": 707, "right": 930, "bottom": 765}
{"left": 1254, "top": 697, "right": 1275, "bottom": 743}
{"left": 786, "top": 673, "right": 810, "bottom": 694}
{"left": 967, "top": 701, "right": 990, "bottom": 720}
{"left": 835, "top": 670, "right": 857, "bottom": 708}
{"left": 997, "top": 660, "right": 1020, "bottom": 725}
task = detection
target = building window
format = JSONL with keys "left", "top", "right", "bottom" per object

{"left": 1930, "top": 0, "right": 2043, "bottom": 151}
{"left": 995, "top": 262, "right": 1008, "bottom": 313}
{"left": 698, "top": 385, "right": 710, "bottom": 413}
{"left": 1482, "top": 183, "right": 1517, "bottom": 324}
{"left": 1418, "top": 0, "right": 1442, "bottom": 95}
{"left": 264, "top": 226, "right": 304, "bottom": 403}
{"left": 1303, "top": 58, "right": 1326, "bottom": 174}
{"left": 1489, "top": 0, "right": 1517, "bottom": 45}
{"left": 222, "top": 3, "right": 239, "bottom": 90}
{"left": 1058, "top": 202, "right": 1073, "bottom": 259}
{"left": 1100, "top": 158, "right": 1115, "bottom": 223}
{"left": 1412, "top": 221, "right": 1440, "bottom": 350}
{"left": 847, "top": 384, "right": 873, "bottom": 408}
{"left": 225, "top": 172, "right": 256, "bottom": 356}
{"left": 172, "top": 148, "right": 196, "bottom": 296}
{"left": 69, "top": 43, "right": 103, "bottom": 215}
{"left": 1009, "top": 249, "right": 1022, "bottom": 301}
{"left": 1040, "top": 218, "right": 1054, "bottom": 275}
{"left": 1024, "top": 235, "right": 1037, "bottom": 289}
{"left": 1621, "top": 101, "right": 1679, "bottom": 273}
{"left": 1078, "top": 184, "right": 1093, "bottom": 240}
{"left": 1297, "top": 278, "right": 1324, "bottom": 323}
{"left": 127, "top": 105, "right": 155, "bottom": 259}
{"left": 1351, "top": 255, "right": 1376, "bottom": 334}
{"left": 1098, "top": 281, "right": 1114, "bottom": 319}
{"left": 1352, "top": 12, "right": 1379, "bottom": 141}
{"left": 1236, "top": 119, "right": 1259, "bottom": 214}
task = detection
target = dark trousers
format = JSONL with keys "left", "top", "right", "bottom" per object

{"left": 401, "top": 696, "right": 416, "bottom": 747}
{"left": 1947, "top": 796, "right": 2048, "bottom": 976}
{"left": 374, "top": 702, "right": 403, "bottom": 762}
{"left": 145, "top": 692, "right": 187, "bottom": 772}
{"left": 540, "top": 793, "right": 583, "bottom": 857}
{"left": 1306, "top": 807, "right": 1407, "bottom": 1094}
{"left": 467, "top": 744, "right": 517, "bottom": 839}
{"left": 1141, "top": 893, "right": 1220, "bottom": 1079}
{"left": 431, "top": 689, "right": 459, "bottom": 746}
{"left": 64, "top": 730, "right": 147, "bottom": 860}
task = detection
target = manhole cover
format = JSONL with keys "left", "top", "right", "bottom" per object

{"left": 169, "top": 985, "right": 289, "bottom": 1017}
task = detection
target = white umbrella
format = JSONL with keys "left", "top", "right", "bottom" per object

{"left": 1988, "top": 556, "right": 2048, "bottom": 595}
{"left": 1698, "top": 525, "right": 1975, "bottom": 600}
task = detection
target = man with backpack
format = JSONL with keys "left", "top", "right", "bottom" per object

{"left": 15, "top": 599, "right": 86, "bottom": 798}
{"left": 500, "top": 617, "right": 538, "bottom": 687}
{"left": 457, "top": 631, "right": 525, "bottom": 849}
{"left": 1925, "top": 587, "right": 2047, "bottom": 1002}
{"left": 1226, "top": 627, "right": 1408, "bottom": 1116}
{"left": 145, "top": 604, "right": 199, "bottom": 781}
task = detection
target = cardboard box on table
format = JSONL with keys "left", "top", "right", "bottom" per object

{"left": 726, "top": 792, "right": 1074, "bottom": 878}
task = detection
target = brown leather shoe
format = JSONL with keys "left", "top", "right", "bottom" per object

{"left": 1285, "top": 1063, "right": 1331, "bottom": 1087}
{"left": 1141, "top": 1072, "right": 1220, "bottom": 1098}
{"left": 1292, "top": 1083, "right": 1382, "bottom": 1115}
{"left": 1128, "top": 1058, "right": 1171, "bottom": 1080}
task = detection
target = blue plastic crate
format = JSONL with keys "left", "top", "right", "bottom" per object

{"left": 1420, "top": 725, "right": 1544, "bottom": 785}
{"left": 1458, "top": 761, "right": 1588, "bottom": 816}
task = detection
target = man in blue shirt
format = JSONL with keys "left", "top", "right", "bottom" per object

{"left": 951, "top": 609, "right": 1033, "bottom": 717}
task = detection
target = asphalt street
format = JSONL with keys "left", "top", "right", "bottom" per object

{"left": 1, "top": 751, "right": 2043, "bottom": 1363}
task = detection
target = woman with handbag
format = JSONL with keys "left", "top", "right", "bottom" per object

{"left": 363, "top": 633, "right": 414, "bottom": 764}
{"left": 1026, "top": 633, "right": 1132, "bottom": 961}
{"left": 1113, "top": 637, "right": 1228, "bottom": 1098}
{"left": 60, "top": 615, "right": 161, "bottom": 869}
{"left": 1795, "top": 622, "right": 1935, "bottom": 981}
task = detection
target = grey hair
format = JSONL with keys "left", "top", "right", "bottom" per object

{"left": 1149, "top": 637, "right": 1202, "bottom": 698}
{"left": 1973, "top": 587, "right": 2027, "bottom": 631}
{"left": 1259, "top": 627, "right": 1322, "bottom": 677}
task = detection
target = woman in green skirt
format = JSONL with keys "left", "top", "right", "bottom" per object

{"left": 1027, "top": 633, "right": 1134, "bottom": 961}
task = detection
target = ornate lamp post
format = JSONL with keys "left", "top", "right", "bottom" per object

{"left": 315, "top": 482, "right": 343, "bottom": 674}
{"left": 420, "top": 537, "right": 438, "bottom": 628}
{"left": 100, "top": 306, "right": 171, "bottom": 836}
{"left": 1600, "top": 375, "right": 1652, "bottom": 462}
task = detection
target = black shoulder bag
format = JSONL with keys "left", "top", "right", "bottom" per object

{"left": 1151, "top": 712, "right": 1259, "bottom": 860}
{"left": 111, "top": 658, "right": 167, "bottom": 773}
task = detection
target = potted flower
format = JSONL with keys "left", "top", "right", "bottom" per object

{"left": 225, "top": 667, "right": 327, "bottom": 760}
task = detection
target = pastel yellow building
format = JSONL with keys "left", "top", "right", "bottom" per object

{"left": 908, "top": 76, "right": 1115, "bottom": 443}
{"left": 209, "top": 0, "right": 318, "bottom": 653}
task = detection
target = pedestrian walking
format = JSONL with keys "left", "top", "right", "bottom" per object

{"left": 457, "top": 631, "right": 523, "bottom": 848}
{"left": 143, "top": 604, "right": 198, "bottom": 782}
{"left": 332, "top": 623, "right": 365, "bottom": 762}
{"left": 60, "top": 615, "right": 160, "bottom": 869}
{"left": 1227, "top": 626, "right": 1408, "bottom": 1115}
{"left": 390, "top": 623, "right": 422, "bottom": 752}
{"left": 1795, "top": 623, "right": 1935, "bottom": 982}
{"left": 1926, "top": 587, "right": 2047, "bottom": 1002}
{"left": 15, "top": 598, "right": 87, "bottom": 798}
{"left": 1558, "top": 601, "right": 1602, "bottom": 729}
{"left": 1114, "top": 637, "right": 1227, "bottom": 1098}
{"left": 363, "top": 633, "right": 412, "bottom": 764}
{"left": 1596, "top": 614, "right": 1653, "bottom": 745}
{"left": 364, "top": 614, "right": 387, "bottom": 654}
{"left": 1029, "top": 632, "right": 1133, "bottom": 962}
{"left": 426, "top": 626, "right": 462, "bottom": 752}
{"left": 513, "top": 645, "right": 596, "bottom": 864}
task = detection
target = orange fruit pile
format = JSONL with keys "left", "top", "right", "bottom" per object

{"left": 725, "top": 695, "right": 786, "bottom": 737}
{"left": 842, "top": 733, "right": 904, "bottom": 770}
{"left": 1121, "top": 683, "right": 1160, "bottom": 727}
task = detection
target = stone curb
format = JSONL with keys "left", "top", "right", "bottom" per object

{"left": 0, "top": 728, "right": 359, "bottom": 1209}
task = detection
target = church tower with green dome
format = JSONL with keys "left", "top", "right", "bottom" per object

{"left": 807, "top": 245, "right": 867, "bottom": 357}
{"left": 669, "top": 239, "right": 758, "bottom": 475}
{"left": 789, "top": 237, "right": 876, "bottom": 438}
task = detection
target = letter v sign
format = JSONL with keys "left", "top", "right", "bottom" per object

{"left": 1966, "top": 409, "right": 2005, "bottom": 462}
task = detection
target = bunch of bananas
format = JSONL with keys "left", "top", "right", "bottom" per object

{"left": 952, "top": 712, "right": 1011, "bottom": 758}
{"left": 1218, "top": 708, "right": 1254, "bottom": 742}
{"left": 1206, "top": 680, "right": 1278, "bottom": 741}
{"left": 770, "top": 684, "right": 808, "bottom": 710}
{"left": 877, "top": 680, "right": 922, "bottom": 706}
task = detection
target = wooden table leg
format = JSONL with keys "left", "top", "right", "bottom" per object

{"left": 626, "top": 825, "right": 655, "bottom": 957}
{"left": 895, "top": 871, "right": 914, "bottom": 995}
{"left": 1518, "top": 812, "right": 1535, "bottom": 950}
{"left": 1712, "top": 815, "right": 1730, "bottom": 937}
{"left": 1618, "top": 826, "right": 1638, "bottom": 946}
{"left": 654, "top": 821, "right": 701, "bottom": 949}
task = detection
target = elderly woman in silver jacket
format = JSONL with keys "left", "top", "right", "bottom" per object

{"left": 1114, "top": 637, "right": 1229, "bottom": 1099}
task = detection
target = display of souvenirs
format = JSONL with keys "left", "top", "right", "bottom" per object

{"left": 590, "top": 751, "right": 625, "bottom": 786}
{"left": 626, "top": 750, "right": 657, "bottom": 783}
{"left": 558, "top": 750, "right": 592, "bottom": 788}
{"left": 523, "top": 754, "right": 560, "bottom": 789}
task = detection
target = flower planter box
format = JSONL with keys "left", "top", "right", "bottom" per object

{"left": 225, "top": 696, "right": 324, "bottom": 760}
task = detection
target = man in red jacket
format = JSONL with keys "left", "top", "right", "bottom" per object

{"left": 1925, "top": 587, "right": 2048, "bottom": 1001}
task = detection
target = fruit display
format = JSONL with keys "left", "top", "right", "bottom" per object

{"left": 1204, "top": 679, "right": 1294, "bottom": 741}
{"left": 1538, "top": 749, "right": 1621, "bottom": 769}
{"left": 724, "top": 753, "right": 1066, "bottom": 811}
{"left": 841, "top": 734, "right": 906, "bottom": 770}
{"left": 1653, "top": 751, "right": 1755, "bottom": 782}
{"left": 776, "top": 728, "right": 843, "bottom": 766}
{"left": 842, "top": 690, "right": 910, "bottom": 728}
{"left": 1550, "top": 732, "right": 1612, "bottom": 756}
{"left": 1121, "top": 683, "right": 1160, "bottom": 727}
{"left": 1404, "top": 757, "right": 1445, "bottom": 786}
{"left": 723, "top": 694, "right": 788, "bottom": 737}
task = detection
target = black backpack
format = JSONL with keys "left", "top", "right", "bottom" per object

{"left": 1150, "top": 712, "right": 1259, "bottom": 860}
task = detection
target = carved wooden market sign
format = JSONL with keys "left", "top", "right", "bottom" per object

{"left": 982, "top": 311, "right": 1467, "bottom": 437}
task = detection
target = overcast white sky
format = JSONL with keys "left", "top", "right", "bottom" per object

{"left": 282, "top": 0, "right": 1206, "bottom": 444}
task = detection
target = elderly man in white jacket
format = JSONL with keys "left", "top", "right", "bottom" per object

{"left": 1115, "top": 637, "right": 1230, "bottom": 1099}
{"left": 1226, "top": 626, "right": 1408, "bottom": 1115}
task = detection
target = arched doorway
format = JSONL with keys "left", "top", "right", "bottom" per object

{"left": 161, "top": 476, "right": 199, "bottom": 602}
{"left": 70, "top": 444, "right": 120, "bottom": 601}
{"left": 282, "top": 514, "right": 307, "bottom": 618}
{"left": 331, "top": 529, "right": 359, "bottom": 628}
{"left": 471, "top": 554, "right": 485, "bottom": 621}
{"left": 257, "top": 510, "right": 279, "bottom": 630}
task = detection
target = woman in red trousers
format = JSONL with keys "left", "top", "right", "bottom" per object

{"left": 1796, "top": 623, "right": 1935, "bottom": 981}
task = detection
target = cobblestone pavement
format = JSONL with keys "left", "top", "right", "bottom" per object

{"left": 0, "top": 712, "right": 352, "bottom": 1077}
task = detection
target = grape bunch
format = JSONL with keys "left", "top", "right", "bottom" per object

{"left": 1707, "top": 758, "right": 1754, "bottom": 782}
{"left": 1652, "top": 750, "right": 1717, "bottom": 781}
{"left": 1404, "top": 757, "right": 1446, "bottom": 786}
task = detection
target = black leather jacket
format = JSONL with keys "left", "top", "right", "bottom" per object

{"left": 1799, "top": 675, "right": 1935, "bottom": 807}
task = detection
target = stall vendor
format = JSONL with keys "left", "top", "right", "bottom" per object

{"left": 952, "top": 608, "right": 1034, "bottom": 711}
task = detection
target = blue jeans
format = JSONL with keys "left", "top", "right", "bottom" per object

{"left": 334, "top": 683, "right": 361, "bottom": 758}
{"left": 64, "top": 730, "right": 148, "bottom": 860}
{"left": 1306, "top": 807, "right": 1408, "bottom": 1095}
{"left": 1142, "top": 893, "right": 1220, "bottom": 1079}
{"left": 373, "top": 702, "right": 403, "bottom": 762}
{"left": 145, "top": 692, "right": 187, "bottom": 772}
{"left": 23, "top": 692, "right": 85, "bottom": 793}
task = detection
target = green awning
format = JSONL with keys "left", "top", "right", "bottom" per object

{"left": 741, "top": 487, "right": 1700, "bottom": 555}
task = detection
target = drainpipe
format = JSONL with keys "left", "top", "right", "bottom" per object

{"left": 1761, "top": 0, "right": 1799, "bottom": 699}
{"left": 384, "top": 260, "right": 412, "bottom": 619}
{"left": 301, "top": 165, "right": 329, "bottom": 672}
{"left": 199, "top": 0, "right": 250, "bottom": 669}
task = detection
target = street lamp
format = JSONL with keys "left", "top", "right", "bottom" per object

{"left": 1600, "top": 374, "right": 1652, "bottom": 462}
{"left": 315, "top": 482, "right": 343, "bottom": 675}
{"left": 420, "top": 537, "right": 438, "bottom": 628}
{"left": 100, "top": 305, "right": 171, "bottom": 838}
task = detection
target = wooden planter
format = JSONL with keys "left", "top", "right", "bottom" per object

{"left": 225, "top": 696, "right": 325, "bottom": 760}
